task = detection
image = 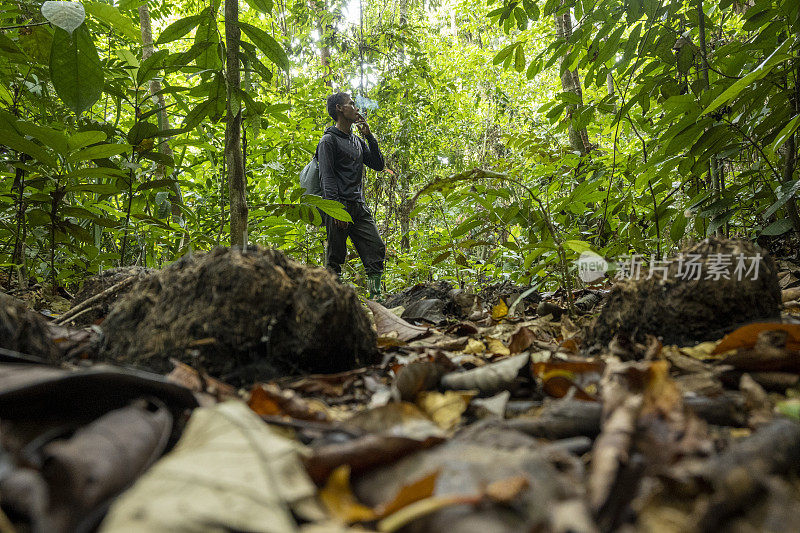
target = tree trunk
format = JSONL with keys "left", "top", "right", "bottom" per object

{"left": 308, "top": 0, "right": 331, "bottom": 86}
{"left": 553, "top": 8, "right": 592, "bottom": 155}
{"left": 225, "top": 0, "right": 248, "bottom": 247}
{"left": 138, "top": 4, "right": 184, "bottom": 222}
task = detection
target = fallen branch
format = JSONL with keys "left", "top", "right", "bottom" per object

{"left": 55, "top": 276, "right": 137, "bottom": 325}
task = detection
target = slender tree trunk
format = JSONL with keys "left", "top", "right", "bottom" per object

{"left": 554, "top": 8, "right": 591, "bottom": 155}
{"left": 781, "top": 63, "right": 800, "bottom": 238}
{"left": 225, "top": 0, "right": 248, "bottom": 247}
{"left": 138, "top": 5, "right": 183, "bottom": 217}
{"left": 139, "top": 3, "right": 187, "bottom": 254}
{"left": 308, "top": 0, "right": 331, "bottom": 86}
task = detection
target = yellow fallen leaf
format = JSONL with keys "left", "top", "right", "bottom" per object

{"left": 378, "top": 494, "right": 481, "bottom": 532}
{"left": 375, "top": 470, "right": 440, "bottom": 517}
{"left": 486, "top": 337, "right": 510, "bottom": 356}
{"left": 680, "top": 341, "right": 723, "bottom": 360}
{"left": 461, "top": 338, "right": 486, "bottom": 354}
{"left": 320, "top": 465, "right": 377, "bottom": 524}
{"left": 416, "top": 391, "right": 473, "bottom": 431}
{"left": 491, "top": 299, "right": 508, "bottom": 321}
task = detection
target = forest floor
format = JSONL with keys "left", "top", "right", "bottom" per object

{"left": 2, "top": 238, "right": 800, "bottom": 532}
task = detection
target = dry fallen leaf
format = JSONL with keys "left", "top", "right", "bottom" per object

{"left": 375, "top": 470, "right": 440, "bottom": 517}
{"left": 304, "top": 433, "right": 445, "bottom": 486}
{"left": 461, "top": 338, "right": 486, "bottom": 355}
{"left": 485, "top": 475, "right": 530, "bottom": 503}
{"left": 441, "top": 353, "right": 530, "bottom": 395}
{"left": 491, "top": 299, "right": 509, "bottom": 321}
{"left": 416, "top": 391, "right": 473, "bottom": 431}
{"left": 486, "top": 337, "right": 511, "bottom": 356}
{"left": 320, "top": 465, "right": 377, "bottom": 524}
{"left": 712, "top": 323, "right": 800, "bottom": 354}
{"left": 508, "top": 326, "right": 536, "bottom": 353}
{"left": 532, "top": 359, "right": 605, "bottom": 401}
{"left": 248, "top": 383, "right": 330, "bottom": 421}
{"left": 367, "top": 300, "right": 429, "bottom": 341}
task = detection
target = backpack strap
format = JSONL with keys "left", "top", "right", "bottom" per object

{"left": 314, "top": 132, "right": 334, "bottom": 160}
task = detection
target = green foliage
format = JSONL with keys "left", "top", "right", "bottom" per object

{"left": 1, "top": 0, "right": 798, "bottom": 296}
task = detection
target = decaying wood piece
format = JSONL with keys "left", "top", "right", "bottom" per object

{"left": 506, "top": 399, "right": 602, "bottom": 439}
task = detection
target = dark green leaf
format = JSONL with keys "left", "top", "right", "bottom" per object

{"left": 156, "top": 14, "right": 204, "bottom": 45}
{"left": 49, "top": 26, "right": 104, "bottom": 115}
{"left": 238, "top": 22, "right": 289, "bottom": 71}
{"left": 137, "top": 49, "right": 168, "bottom": 86}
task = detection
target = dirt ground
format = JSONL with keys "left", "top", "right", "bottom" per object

{"left": 98, "top": 247, "right": 377, "bottom": 386}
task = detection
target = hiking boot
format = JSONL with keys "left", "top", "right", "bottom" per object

{"left": 367, "top": 273, "right": 383, "bottom": 302}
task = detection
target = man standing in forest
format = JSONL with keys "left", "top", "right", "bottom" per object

{"left": 318, "top": 92, "right": 386, "bottom": 300}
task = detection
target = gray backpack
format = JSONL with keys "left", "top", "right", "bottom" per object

{"left": 299, "top": 133, "right": 333, "bottom": 196}
{"left": 299, "top": 155, "right": 322, "bottom": 196}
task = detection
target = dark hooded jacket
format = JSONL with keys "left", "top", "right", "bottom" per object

{"left": 317, "top": 125, "right": 384, "bottom": 202}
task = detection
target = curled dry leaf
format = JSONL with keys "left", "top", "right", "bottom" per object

{"left": 394, "top": 360, "right": 447, "bottom": 402}
{"left": 461, "top": 338, "right": 486, "bottom": 354}
{"left": 485, "top": 475, "right": 530, "bottom": 503}
{"left": 345, "top": 402, "right": 446, "bottom": 441}
{"left": 320, "top": 465, "right": 377, "bottom": 524}
{"left": 532, "top": 359, "right": 605, "bottom": 402}
{"left": 712, "top": 323, "right": 800, "bottom": 354}
{"left": 486, "top": 337, "right": 511, "bottom": 356}
{"left": 416, "top": 391, "right": 474, "bottom": 432}
{"left": 508, "top": 326, "right": 536, "bottom": 353}
{"left": 441, "top": 353, "right": 530, "bottom": 396}
{"left": 491, "top": 299, "right": 509, "bottom": 321}
{"left": 377, "top": 494, "right": 482, "bottom": 533}
{"left": 781, "top": 287, "right": 800, "bottom": 303}
{"left": 375, "top": 470, "right": 440, "bottom": 517}
{"left": 304, "top": 433, "right": 445, "bottom": 485}
{"left": 248, "top": 383, "right": 330, "bottom": 422}
{"left": 166, "top": 358, "right": 238, "bottom": 401}
{"left": 367, "top": 300, "right": 429, "bottom": 342}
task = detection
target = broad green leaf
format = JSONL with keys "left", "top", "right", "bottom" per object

{"left": 493, "top": 42, "right": 517, "bottom": 65}
{"left": 761, "top": 218, "right": 793, "bottom": 236}
{"left": 84, "top": 2, "right": 140, "bottom": 42}
{"left": 238, "top": 22, "right": 289, "bottom": 71}
{"left": 763, "top": 179, "right": 800, "bottom": 219}
{"left": 670, "top": 213, "right": 688, "bottom": 242}
{"left": 156, "top": 14, "right": 204, "bottom": 45}
{"left": 244, "top": 0, "right": 273, "bottom": 14}
{"left": 182, "top": 98, "right": 215, "bottom": 130}
{"left": 127, "top": 121, "right": 159, "bottom": 145}
{"left": 69, "top": 130, "right": 107, "bottom": 151}
{"left": 769, "top": 114, "right": 800, "bottom": 155}
{"left": 67, "top": 143, "right": 131, "bottom": 162}
{"left": 0, "top": 129, "right": 58, "bottom": 169}
{"left": 68, "top": 166, "right": 126, "bottom": 179}
{"left": 703, "top": 39, "right": 793, "bottom": 116}
{"left": 514, "top": 44, "right": 525, "bottom": 72}
{"left": 137, "top": 49, "right": 168, "bottom": 87}
{"left": 194, "top": 11, "right": 221, "bottom": 71}
{"left": 15, "top": 121, "right": 69, "bottom": 155}
{"left": 564, "top": 240, "right": 592, "bottom": 253}
{"left": 41, "top": 1, "right": 85, "bottom": 33}
{"left": 50, "top": 26, "right": 103, "bottom": 115}
{"left": 141, "top": 151, "right": 175, "bottom": 168}
{"left": 66, "top": 183, "right": 125, "bottom": 194}
{"left": 116, "top": 48, "right": 140, "bottom": 68}
{"left": 301, "top": 195, "right": 352, "bottom": 222}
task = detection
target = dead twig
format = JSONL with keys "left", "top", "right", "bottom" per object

{"left": 55, "top": 276, "right": 137, "bottom": 325}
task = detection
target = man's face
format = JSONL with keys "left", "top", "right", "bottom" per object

{"left": 337, "top": 95, "right": 359, "bottom": 121}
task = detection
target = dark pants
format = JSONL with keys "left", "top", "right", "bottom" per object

{"left": 325, "top": 200, "right": 385, "bottom": 275}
